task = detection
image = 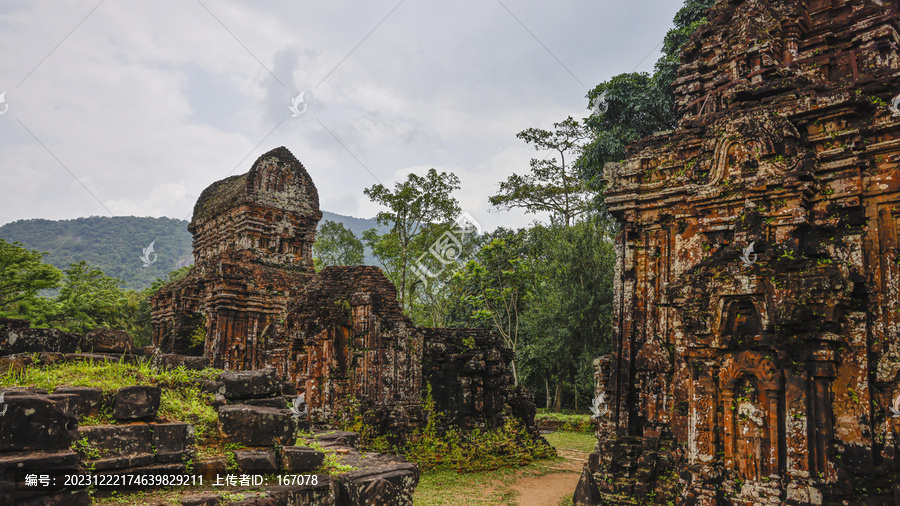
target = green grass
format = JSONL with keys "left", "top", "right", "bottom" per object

{"left": 534, "top": 409, "right": 594, "bottom": 433}
{"left": 414, "top": 430, "right": 594, "bottom": 505}
{"left": 414, "top": 466, "right": 522, "bottom": 505}
{"left": 543, "top": 430, "right": 597, "bottom": 454}
{"left": 0, "top": 359, "right": 222, "bottom": 443}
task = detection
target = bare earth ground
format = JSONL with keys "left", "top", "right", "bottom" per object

{"left": 413, "top": 431, "right": 596, "bottom": 506}
{"left": 510, "top": 447, "right": 588, "bottom": 506}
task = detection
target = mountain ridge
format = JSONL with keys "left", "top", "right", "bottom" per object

{"left": 0, "top": 211, "right": 382, "bottom": 291}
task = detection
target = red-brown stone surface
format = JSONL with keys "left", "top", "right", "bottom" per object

{"left": 282, "top": 266, "right": 425, "bottom": 433}
{"left": 577, "top": 1, "right": 900, "bottom": 504}
{"left": 150, "top": 147, "right": 533, "bottom": 437}
{"left": 150, "top": 147, "right": 321, "bottom": 369}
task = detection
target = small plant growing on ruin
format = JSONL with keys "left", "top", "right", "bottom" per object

{"left": 72, "top": 436, "right": 101, "bottom": 460}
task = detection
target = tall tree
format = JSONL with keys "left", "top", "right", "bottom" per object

{"left": 363, "top": 169, "right": 461, "bottom": 310}
{"left": 490, "top": 117, "right": 593, "bottom": 227}
{"left": 313, "top": 221, "right": 365, "bottom": 270}
{"left": 52, "top": 261, "right": 126, "bottom": 333}
{"left": 520, "top": 216, "right": 615, "bottom": 410}
{"left": 0, "top": 239, "right": 62, "bottom": 316}
{"left": 577, "top": 0, "right": 716, "bottom": 196}
{"left": 454, "top": 236, "right": 532, "bottom": 384}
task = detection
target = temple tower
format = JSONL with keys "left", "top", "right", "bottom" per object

{"left": 577, "top": 1, "right": 900, "bottom": 504}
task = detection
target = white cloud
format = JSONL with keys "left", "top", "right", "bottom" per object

{"left": 0, "top": 0, "right": 683, "bottom": 231}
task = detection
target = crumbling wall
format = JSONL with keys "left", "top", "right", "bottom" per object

{"left": 283, "top": 266, "right": 424, "bottom": 433}
{"left": 576, "top": 0, "right": 900, "bottom": 504}
{"left": 150, "top": 147, "right": 533, "bottom": 440}
{"left": 0, "top": 318, "right": 80, "bottom": 356}
{"left": 423, "top": 328, "right": 536, "bottom": 430}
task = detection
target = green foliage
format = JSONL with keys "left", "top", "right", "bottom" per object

{"left": 50, "top": 261, "right": 127, "bottom": 333}
{"left": 402, "top": 417, "right": 555, "bottom": 472}
{"left": 520, "top": 215, "right": 615, "bottom": 410}
{"left": 348, "top": 386, "right": 556, "bottom": 473}
{"left": 313, "top": 220, "right": 365, "bottom": 270}
{"left": 0, "top": 216, "right": 193, "bottom": 291}
{"left": 189, "top": 313, "right": 207, "bottom": 350}
{"left": 72, "top": 436, "right": 102, "bottom": 460}
{"left": 491, "top": 117, "right": 594, "bottom": 226}
{"left": 577, "top": 0, "right": 716, "bottom": 203}
{"left": 534, "top": 410, "right": 594, "bottom": 433}
{"left": 0, "top": 239, "right": 62, "bottom": 318}
{"left": 453, "top": 236, "right": 532, "bottom": 384}
{"left": 1, "top": 360, "right": 221, "bottom": 444}
{"left": 363, "top": 169, "right": 462, "bottom": 310}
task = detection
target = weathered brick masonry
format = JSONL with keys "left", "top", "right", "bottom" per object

{"left": 151, "top": 147, "right": 534, "bottom": 433}
{"left": 576, "top": 0, "right": 900, "bottom": 504}
{"left": 283, "top": 266, "right": 425, "bottom": 433}
{"left": 151, "top": 147, "right": 320, "bottom": 370}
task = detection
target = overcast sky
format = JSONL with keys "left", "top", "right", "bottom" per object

{"left": 0, "top": 0, "right": 682, "bottom": 231}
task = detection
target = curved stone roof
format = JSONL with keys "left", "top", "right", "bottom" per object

{"left": 190, "top": 146, "right": 320, "bottom": 229}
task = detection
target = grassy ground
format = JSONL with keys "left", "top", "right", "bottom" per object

{"left": 414, "top": 430, "right": 595, "bottom": 506}
{"left": 0, "top": 358, "right": 223, "bottom": 442}
{"left": 2, "top": 361, "right": 597, "bottom": 505}
{"left": 534, "top": 409, "right": 594, "bottom": 433}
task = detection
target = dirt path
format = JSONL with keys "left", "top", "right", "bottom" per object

{"left": 510, "top": 447, "right": 588, "bottom": 505}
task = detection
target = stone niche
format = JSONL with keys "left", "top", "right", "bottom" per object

{"left": 576, "top": 0, "right": 900, "bottom": 505}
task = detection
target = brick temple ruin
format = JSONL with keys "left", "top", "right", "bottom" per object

{"left": 575, "top": 0, "right": 900, "bottom": 504}
{"left": 150, "top": 147, "right": 534, "bottom": 434}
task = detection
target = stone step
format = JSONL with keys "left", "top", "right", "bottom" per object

{"left": 217, "top": 405, "right": 296, "bottom": 446}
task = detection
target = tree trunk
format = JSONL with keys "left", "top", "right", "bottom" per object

{"left": 511, "top": 359, "right": 518, "bottom": 386}
{"left": 553, "top": 377, "right": 563, "bottom": 412}
{"left": 544, "top": 377, "right": 550, "bottom": 410}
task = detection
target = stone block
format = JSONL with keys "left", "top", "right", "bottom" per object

{"left": 194, "top": 456, "right": 227, "bottom": 481}
{"left": 180, "top": 494, "right": 221, "bottom": 506}
{"left": 233, "top": 449, "right": 277, "bottom": 472}
{"left": 113, "top": 385, "right": 160, "bottom": 420}
{"left": 53, "top": 386, "right": 103, "bottom": 418}
{"left": 153, "top": 422, "right": 195, "bottom": 463}
{"left": 197, "top": 380, "right": 225, "bottom": 395}
{"left": 242, "top": 396, "right": 291, "bottom": 409}
{"left": 0, "top": 395, "right": 77, "bottom": 451}
{"left": 278, "top": 446, "right": 325, "bottom": 471}
{"left": 210, "top": 393, "right": 227, "bottom": 409}
{"left": 217, "top": 368, "right": 281, "bottom": 400}
{"left": 45, "top": 394, "right": 79, "bottom": 418}
{"left": 155, "top": 354, "right": 210, "bottom": 371}
{"left": 77, "top": 424, "right": 152, "bottom": 453}
{"left": 183, "top": 356, "right": 209, "bottom": 370}
{"left": 0, "top": 386, "right": 49, "bottom": 396}
{"left": 338, "top": 462, "right": 418, "bottom": 506}
{"left": 0, "top": 357, "right": 25, "bottom": 375}
{"left": 314, "top": 430, "right": 359, "bottom": 450}
{"left": 0, "top": 322, "right": 79, "bottom": 355}
{"left": 217, "top": 405, "right": 295, "bottom": 446}
{"left": 81, "top": 328, "right": 133, "bottom": 353}
{"left": 38, "top": 352, "right": 67, "bottom": 365}
{"left": 280, "top": 380, "right": 297, "bottom": 396}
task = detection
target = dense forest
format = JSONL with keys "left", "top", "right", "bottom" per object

{"left": 0, "top": 212, "right": 381, "bottom": 291}
{"left": 0, "top": 216, "right": 193, "bottom": 291}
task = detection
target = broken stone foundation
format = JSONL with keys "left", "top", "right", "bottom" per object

{"left": 576, "top": 1, "right": 900, "bottom": 504}
{"left": 0, "top": 366, "right": 418, "bottom": 506}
